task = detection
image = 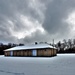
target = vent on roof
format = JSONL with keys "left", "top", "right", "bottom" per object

{"left": 35, "top": 42, "right": 38, "bottom": 45}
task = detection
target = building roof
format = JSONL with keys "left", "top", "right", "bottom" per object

{"left": 4, "top": 44, "right": 57, "bottom": 51}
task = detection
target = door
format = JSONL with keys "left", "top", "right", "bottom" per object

{"left": 32, "top": 50, "right": 37, "bottom": 56}
{"left": 10, "top": 51, "right": 13, "bottom": 56}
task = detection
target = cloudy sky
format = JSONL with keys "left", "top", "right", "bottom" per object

{"left": 0, "top": 0, "right": 75, "bottom": 44}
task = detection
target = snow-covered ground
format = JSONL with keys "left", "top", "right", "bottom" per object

{"left": 0, "top": 54, "right": 75, "bottom": 75}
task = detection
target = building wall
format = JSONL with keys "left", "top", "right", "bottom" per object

{"left": 4, "top": 48, "right": 57, "bottom": 57}
{"left": 5, "top": 51, "right": 10, "bottom": 56}
{"left": 37, "top": 49, "right": 53, "bottom": 56}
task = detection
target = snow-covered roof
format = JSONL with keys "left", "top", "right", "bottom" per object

{"left": 4, "top": 44, "right": 57, "bottom": 51}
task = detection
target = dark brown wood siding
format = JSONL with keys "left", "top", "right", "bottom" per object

{"left": 4, "top": 48, "right": 57, "bottom": 57}
{"left": 5, "top": 51, "right": 10, "bottom": 56}
{"left": 37, "top": 49, "right": 54, "bottom": 56}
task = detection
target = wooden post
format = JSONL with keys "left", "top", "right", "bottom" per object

{"left": 53, "top": 39, "right": 54, "bottom": 56}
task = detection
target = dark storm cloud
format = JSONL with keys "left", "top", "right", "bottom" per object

{"left": 0, "top": 0, "right": 29, "bottom": 42}
{"left": 0, "top": 0, "right": 75, "bottom": 44}
{"left": 21, "top": 29, "right": 51, "bottom": 44}
{"left": 0, "top": 0, "right": 46, "bottom": 43}
{"left": 23, "top": 0, "right": 75, "bottom": 43}
{"left": 43, "top": 0, "right": 75, "bottom": 35}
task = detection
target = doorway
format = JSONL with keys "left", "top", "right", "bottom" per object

{"left": 32, "top": 50, "right": 37, "bottom": 56}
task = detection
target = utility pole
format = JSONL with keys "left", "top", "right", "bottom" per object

{"left": 53, "top": 39, "right": 54, "bottom": 48}
{"left": 53, "top": 39, "right": 54, "bottom": 56}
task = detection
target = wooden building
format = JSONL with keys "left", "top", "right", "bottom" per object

{"left": 4, "top": 44, "right": 57, "bottom": 57}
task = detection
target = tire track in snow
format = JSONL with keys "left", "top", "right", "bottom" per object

{"left": 0, "top": 70, "right": 25, "bottom": 75}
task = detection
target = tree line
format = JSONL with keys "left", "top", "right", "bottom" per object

{"left": 0, "top": 39, "right": 75, "bottom": 55}
{"left": 0, "top": 43, "right": 24, "bottom": 55}
{"left": 56, "top": 39, "right": 75, "bottom": 53}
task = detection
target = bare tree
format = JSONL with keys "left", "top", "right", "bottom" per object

{"left": 57, "top": 41, "right": 61, "bottom": 51}
{"left": 63, "top": 39, "right": 67, "bottom": 50}
{"left": 72, "top": 39, "right": 75, "bottom": 48}
{"left": 63, "top": 39, "right": 67, "bottom": 46}
{"left": 73, "top": 39, "right": 75, "bottom": 45}
{"left": 68, "top": 39, "right": 72, "bottom": 48}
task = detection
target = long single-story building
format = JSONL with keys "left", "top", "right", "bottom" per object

{"left": 4, "top": 44, "right": 57, "bottom": 57}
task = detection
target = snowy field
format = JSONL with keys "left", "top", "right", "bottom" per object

{"left": 0, "top": 54, "right": 75, "bottom": 75}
